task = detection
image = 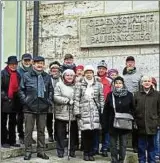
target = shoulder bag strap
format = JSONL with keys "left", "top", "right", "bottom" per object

{"left": 112, "top": 93, "right": 117, "bottom": 114}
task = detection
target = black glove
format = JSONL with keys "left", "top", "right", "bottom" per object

{"left": 75, "top": 114, "right": 81, "bottom": 119}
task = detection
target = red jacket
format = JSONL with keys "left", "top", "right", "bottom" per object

{"left": 99, "top": 75, "right": 112, "bottom": 100}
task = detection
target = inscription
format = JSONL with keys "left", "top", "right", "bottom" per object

{"left": 80, "top": 11, "right": 159, "bottom": 47}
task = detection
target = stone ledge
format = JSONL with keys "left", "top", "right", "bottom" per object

{"left": 1, "top": 141, "right": 56, "bottom": 160}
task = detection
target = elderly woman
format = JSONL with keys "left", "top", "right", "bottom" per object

{"left": 74, "top": 65, "right": 104, "bottom": 161}
{"left": 102, "top": 76, "right": 134, "bottom": 163}
{"left": 54, "top": 69, "right": 76, "bottom": 158}
{"left": 134, "top": 76, "right": 160, "bottom": 163}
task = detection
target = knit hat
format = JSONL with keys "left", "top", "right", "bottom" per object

{"left": 126, "top": 56, "right": 135, "bottom": 62}
{"left": 49, "top": 61, "right": 61, "bottom": 69}
{"left": 97, "top": 60, "right": 107, "bottom": 69}
{"left": 113, "top": 76, "right": 124, "bottom": 84}
{"left": 76, "top": 65, "right": 84, "bottom": 71}
{"left": 64, "top": 54, "right": 73, "bottom": 60}
{"left": 84, "top": 65, "right": 95, "bottom": 73}
{"left": 62, "top": 69, "right": 75, "bottom": 77}
{"left": 108, "top": 69, "right": 119, "bottom": 77}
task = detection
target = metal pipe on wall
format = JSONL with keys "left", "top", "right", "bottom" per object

{"left": 16, "top": 1, "right": 20, "bottom": 60}
{"left": 33, "top": 1, "right": 39, "bottom": 57}
{"left": 0, "top": 1, "right": 4, "bottom": 68}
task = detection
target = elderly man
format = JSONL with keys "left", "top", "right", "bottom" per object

{"left": 18, "top": 56, "right": 53, "bottom": 160}
{"left": 17, "top": 53, "right": 34, "bottom": 144}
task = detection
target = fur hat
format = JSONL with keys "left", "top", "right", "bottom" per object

{"left": 84, "top": 65, "right": 95, "bottom": 73}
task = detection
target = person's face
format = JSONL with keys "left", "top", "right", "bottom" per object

{"left": 64, "top": 74, "right": 75, "bottom": 83}
{"left": 50, "top": 67, "right": 59, "bottom": 76}
{"left": 33, "top": 61, "right": 45, "bottom": 71}
{"left": 84, "top": 70, "right": 94, "bottom": 80}
{"left": 114, "top": 80, "right": 123, "bottom": 89}
{"left": 76, "top": 69, "right": 84, "bottom": 77}
{"left": 8, "top": 63, "right": 18, "bottom": 71}
{"left": 97, "top": 67, "right": 107, "bottom": 76}
{"left": 110, "top": 72, "right": 118, "bottom": 80}
{"left": 22, "top": 59, "right": 32, "bottom": 67}
{"left": 142, "top": 79, "right": 152, "bottom": 89}
{"left": 126, "top": 61, "right": 135, "bottom": 69}
{"left": 64, "top": 58, "right": 74, "bottom": 65}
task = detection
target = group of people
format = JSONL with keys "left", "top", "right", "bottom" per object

{"left": 1, "top": 53, "right": 160, "bottom": 163}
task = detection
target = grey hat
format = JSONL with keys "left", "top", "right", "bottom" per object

{"left": 97, "top": 60, "right": 107, "bottom": 69}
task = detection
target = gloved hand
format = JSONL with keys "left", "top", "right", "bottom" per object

{"left": 67, "top": 99, "right": 74, "bottom": 105}
{"left": 75, "top": 114, "right": 81, "bottom": 119}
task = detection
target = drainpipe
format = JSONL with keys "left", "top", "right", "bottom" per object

{"left": 0, "top": 1, "right": 4, "bottom": 69}
{"left": 33, "top": 1, "right": 39, "bottom": 57}
{"left": 16, "top": 1, "right": 22, "bottom": 60}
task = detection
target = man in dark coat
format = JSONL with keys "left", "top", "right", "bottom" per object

{"left": 134, "top": 75, "right": 160, "bottom": 163}
{"left": 18, "top": 56, "right": 53, "bottom": 160}
{"left": 17, "top": 53, "right": 34, "bottom": 144}
{"left": 1, "top": 56, "right": 21, "bottom": 148}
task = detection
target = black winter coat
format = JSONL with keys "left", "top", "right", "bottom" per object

{"left": 134, "top": 88, "right": 160, "bottom": 135}
{"left": 18, "top": 69, "right": 53, "bottom": 113}
{"left": 102, "top": 91, "right": 134, "bottom": 135}
{"left": 1, "top": 68, "right": 21, "bottom": 113}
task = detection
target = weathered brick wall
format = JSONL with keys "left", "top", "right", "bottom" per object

{"left": 26, "top": 1, "right": 159, "bottom": 89}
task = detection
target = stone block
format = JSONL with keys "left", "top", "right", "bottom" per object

{"left": 104, "top": 1, "right": 132, "bottom": 14}
{"left": 39, "top": 37, "right": 56, "bottom": 58}
{"left": 40, "top": 3, "right": 64, "bottom": 17}
{"left": 64, "top": 1, "right": 105, "bottom": 16}
{"left": 62, "top": 39, "right": 89, "bottom": 59}
{"left": 41, "top": 18, "right": 78, "bottom": 38}
{"left": 140, "top": 45, "right": 159, "bottom": 54}
{"left": 87, "top": 46, "right": 140, "bottom": 57}
{"left": 40, "top": 1, "right": 64, "bottom": 5}
{"left": 80, "top": 11, "right": 159, "bottom": 47}
{"left": 133, "top": 1, "right": 159, "bottom": 11}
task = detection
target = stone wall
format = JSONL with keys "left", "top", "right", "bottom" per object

{"left": 26, "top": 1, "right": 159, "bottom": 89}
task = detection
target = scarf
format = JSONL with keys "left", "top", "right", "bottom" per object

{"left": 22, "top": 64, "right": 32, "bottom": 72}
{"left": 112, "top": 86, "right": 128, "bottom": 97}
{"left": 33, "top": 68, "right": 46, "bottom": 98}
{"left": 6, "top": 66, "right": 19, "bottom": 99}
{"left": 62, "top": 63, "right": 76, "bottom": 72}
{"left": 123, "top": 67, "right": 136, "bottom": 75}
{"left": 84, "top": 77, "right": 94, "bottom": 99}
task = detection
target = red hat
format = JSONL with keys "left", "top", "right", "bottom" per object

{"left": 76, "top": 65, "right": 84, "bottom": 71}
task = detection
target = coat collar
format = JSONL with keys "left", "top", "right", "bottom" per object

{"left": 30, "top": 68, "right": 47, "bottom": 77}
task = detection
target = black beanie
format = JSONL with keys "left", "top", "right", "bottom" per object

{"left": 113, "top": 76, "right": 124, "bottom": 84}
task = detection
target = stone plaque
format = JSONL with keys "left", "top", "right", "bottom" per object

{"left": 80, "top": 11, "right": 159, "bottom": 47}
